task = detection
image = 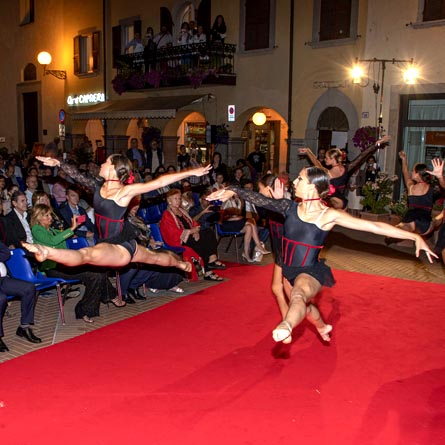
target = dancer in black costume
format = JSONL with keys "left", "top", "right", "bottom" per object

{"left": 299, "top": 136, "right": 391, "bottom": 209}
{"left": 208, "top": 166, "right": 437, "bottom": 344}
{"left": 23, "top": 155, "right": 211, "bottom": 284}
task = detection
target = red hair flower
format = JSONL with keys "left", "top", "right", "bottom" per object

{"left": 126, "top": 171, "right": 135, "bottom": 184}
{"left": 328, "top": 184, "right": 336, "bottom": 196}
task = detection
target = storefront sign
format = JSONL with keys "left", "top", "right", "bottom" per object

{"left": 67, "top": 92, "right": 105, "bottom": 106}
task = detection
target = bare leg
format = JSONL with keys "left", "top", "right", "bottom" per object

{"left": 23, "top": 242, "right": 132, "bottom": 267}
{"left": 242, "top": 224, "right": 253, "bottom": 257}
{"left": 132, "top": 246, "right": 192, "bottom": 272}
{"left": 271, "top": 265, "right": 288, "bottom": 319}
{"left": 306, "top": 304, "right": 332, "bottom": 342}
{"left": 272, "top": 274, "right": 322, "bottom": 343}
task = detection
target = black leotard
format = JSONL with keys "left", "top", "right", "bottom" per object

{"left": 60, "top": 163, "right": 137, "bottom": 256}
{"left": 228, "top": 187, "right": 335, "bottom": 286}
{"left": 330, "top": 169, "right": 349, "bottom": 208}
{"left": 403, "top": 186, "right": 434, "bottom": 234}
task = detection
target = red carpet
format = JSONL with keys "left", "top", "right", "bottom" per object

{"left": 0, "top": 264, "right": 444, "bottom": 445}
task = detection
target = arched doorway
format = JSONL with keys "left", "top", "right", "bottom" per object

{"left": 317, "top": 106, "right": 349, "bottom": 151}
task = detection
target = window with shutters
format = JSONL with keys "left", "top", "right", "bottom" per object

{"left": 240, "top": 0, "right": 276, "bottom": 52}
{"left": 423, "top": 0, "right": 445, "bottom": 21}
{"left": 20, "top": 0, "right": 34, "bottom": 25}
{"left": 310, "top": 0, "right": 359, "bottom": 48}
{"left": 73, "top": 31, "right": 100, "bottom": 76}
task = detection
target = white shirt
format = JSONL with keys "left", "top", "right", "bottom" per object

{"left": 14, "top": 209, "right": 33, "bottom": 243}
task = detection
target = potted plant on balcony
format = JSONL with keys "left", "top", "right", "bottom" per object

{"left": 360, "top": 172, "right": 398, "bottom": 221}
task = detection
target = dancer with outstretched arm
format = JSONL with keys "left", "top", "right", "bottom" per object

{"left": 23, "top": 155, "right": 211, "bottom": 304}
{"left": 208, "top": 166, "right": 437, "bottom": 344}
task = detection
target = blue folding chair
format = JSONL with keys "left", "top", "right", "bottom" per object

{"left": 215, "top": 223, "right": 244, "bottom": 262}
{"left": 5, "top": 248, "right": 79, "bottom": 325}
{"left": 65, "top": 237, "right": 90, "bottom": 249}
{"left": 148, "top": 223, "right": 185, "bottom": 254}
{"left": 137, "top": 205, "right": 163, "bottom": 224}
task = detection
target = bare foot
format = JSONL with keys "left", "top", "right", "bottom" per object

{"left": 22, "top": 242, "right": 49, "bottom": 262}
{"left": 272, "top": 320, "right": 293, "bottom": 343}
{"left": 179, "top": 261, "right": 192, "bottom": 273}
{"left": 317, "top": 324, "right": 332, "bottom": 342}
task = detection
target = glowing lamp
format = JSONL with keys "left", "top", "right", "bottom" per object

{"left": 252, "top": 112, "right": 267, "bottom": 126}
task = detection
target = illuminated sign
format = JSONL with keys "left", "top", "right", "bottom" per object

{"left": 67, "top": 92, "right": 105, "bottom": 106}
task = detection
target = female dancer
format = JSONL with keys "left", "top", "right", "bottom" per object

{"left": 208, "top": 166, "right": 437, "bottom": 344}
{"left": 397, "top": 152, "right": 444, "bottom": 235}
{"left": 23, "top": 155, "right": 211, "bottom": 275}
{"left": 299, "top": 135, "right": 390, "bottom": 209}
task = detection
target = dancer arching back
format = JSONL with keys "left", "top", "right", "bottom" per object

{"left": 23, "top": 155, "right": 211, "bottom": 279}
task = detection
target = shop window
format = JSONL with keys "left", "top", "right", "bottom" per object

{"left": 423, "top": 0, "right": 445, "bottom": 21}
{"left": 240, "top": 0, "right": 276, "bottom": 52}
{"left": 310, "top": 0, "right": 359, "bottom": 47}
{"left": 20, "top": 0, "right": 34, "bottom": 25}
{"left": 74, "top": 31, "right": 100, "bottom": 76}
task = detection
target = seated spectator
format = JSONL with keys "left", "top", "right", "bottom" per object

{"left": 32, "top": 191, "right": 65, "bottom": 231}
{"left": 2, "top": 183, "right": 19, "bottom": 215}
{"left": 212, "top": 172, "right": 226, "bottom": 192}
{"left": 231, "top": 167, "right": 245, "bottom": 187}
{"left": 52, "top": 169, "right": 71, "bottom": 207}
{"left": 24, "top": 174, "right": 40, "bottom": 208}
{"left": 3, "top": 191, "right": 33, "bottom": 248}
{"left": 59, "top": 185, "right": 96, "bottom": 245}
{"left": 0, "top": 241, "right": 41, "bottom": 352}
{"left": 189, "top": 190, "right": 221, "bottom": 229}
{"left": 30, "top": 204, "right": 121, "bottom": 322}
{"left": 160, "top": 189, "right": 225, "bottom": 281}
{"left": 220, "top": 192, "right": 269, "bottom": 263}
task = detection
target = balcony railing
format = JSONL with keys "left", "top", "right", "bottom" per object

{"left": 112, "top": 42, "right": 236, "bottom": 94}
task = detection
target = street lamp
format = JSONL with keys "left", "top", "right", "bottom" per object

{"left": 252, "top": 112, "right": 267, "bottom": 126}
{"left": 37, "top": 51, "right": 66, "bottom": 80}
{"left": 350, "top": 57, "right": 418, "bottom": 138}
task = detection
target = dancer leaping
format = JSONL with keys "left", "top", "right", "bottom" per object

{"left": 23, "top": 155, "right": 211, "bottom": 305}
{"left": 208, "top": 166, "right": 437, "bottom": 344}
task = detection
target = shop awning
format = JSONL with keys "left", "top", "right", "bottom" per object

{"left": 70, "top": 95, "right": 204, "bottom": 120}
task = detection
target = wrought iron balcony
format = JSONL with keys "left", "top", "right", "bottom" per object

{"left": 112, "top": 42, "right": 236, "bottom": 94}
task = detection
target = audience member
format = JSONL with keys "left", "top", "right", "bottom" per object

{"left": 177, "top": 22, "right": 191, "bottom": 45}
{"left": 126, "top": 137, "right": 146, "bottom": 172}
{"left": 153, "top": 26, "right": 173, "bottom": 49}
{"left": 146, "top": 139, "right": 164, "bottom": 172}
{"left": 178, "top": 144, "right": 190, "bottom": 169}
{"left": 193, "top": 25, "right": 207, "bottom": 43}
{"left": 24, "top": 174, "right": 39, "bottom": 207}
{"left": 30, "top": 204, "right": 118, "bottom": 322}
{"left": 210, "top": 151, "right": 228, "bottom": 184}
{"left": 125, "top": 32, "right": 144, "bottom": 53}
{"left": 0, "top": 241, "right": 41, "bottom": 352}
{"left": 3, "top": 191, "right": 33, "bottom": 248}
{"left": 247, "top": 141, "right": 266, "bottom": 181}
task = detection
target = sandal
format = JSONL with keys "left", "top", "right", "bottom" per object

{"left": 82, "top": 315, "right": 94, "bottom": 324}
{"left": 204, "top": 272, "right": 223, "bottom": 281}
{"left": 109, "top": 297, "right": 126, "bottom": 308}
{"left": 148, "top": 288, "right": 160, "bottom": 294}
{"left": 169, "top": 286, "right": 184, "bottom": 293}
{"left": 207, "top": 261, "right": 226, "bottom": 270}
{"left": 272, "top": 320, "right": 293, "bottom": 343}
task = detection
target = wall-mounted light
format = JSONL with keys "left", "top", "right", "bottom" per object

{"left": 37, "top": 51, "right": 66, "bottom": 80}
{"left": 252, "top": 112, "right": 267, "bottom": 126}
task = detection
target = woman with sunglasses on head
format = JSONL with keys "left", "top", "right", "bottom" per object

{"left": 208, "top": 164, "right": 436, "bottom": 345}
{"left": 23, "top": 155, "right": 211, "bottom": 286}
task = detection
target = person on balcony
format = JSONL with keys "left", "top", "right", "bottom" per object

{"left": 193, "top": 25, "right": 207, "bottom": 43}
{"left": 153, "top": 26, "right": 173, "bottom": 49}
{"left": 177, "top": 22, "right": 192, "bottom": 45}
{"left": 143, "top": 27, "right": 157, "bottom": 72}
{"left": 125, "top": 32, "right": 144, "bottom": 53}
{"left": 210, "top": 15, "right": 227, "bottom": 45}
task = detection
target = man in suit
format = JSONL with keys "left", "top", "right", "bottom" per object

{"left": 58, "top": 185, "right": 96, "bottom": 245}
{"left": 126, "top": 137, "right": 146, "bottom": 173}
{"left": 3, "top": 191, "right": 33, "bottom": 248}
{"left": 0, "top": 241, "right": 41, "bottom": 352}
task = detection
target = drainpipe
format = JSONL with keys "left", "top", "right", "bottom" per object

{"left": 286, "top": 0, "right": 295, "bottom": 172}
{"left": 102, "top": 0, "right": 108, "bottom": 158}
